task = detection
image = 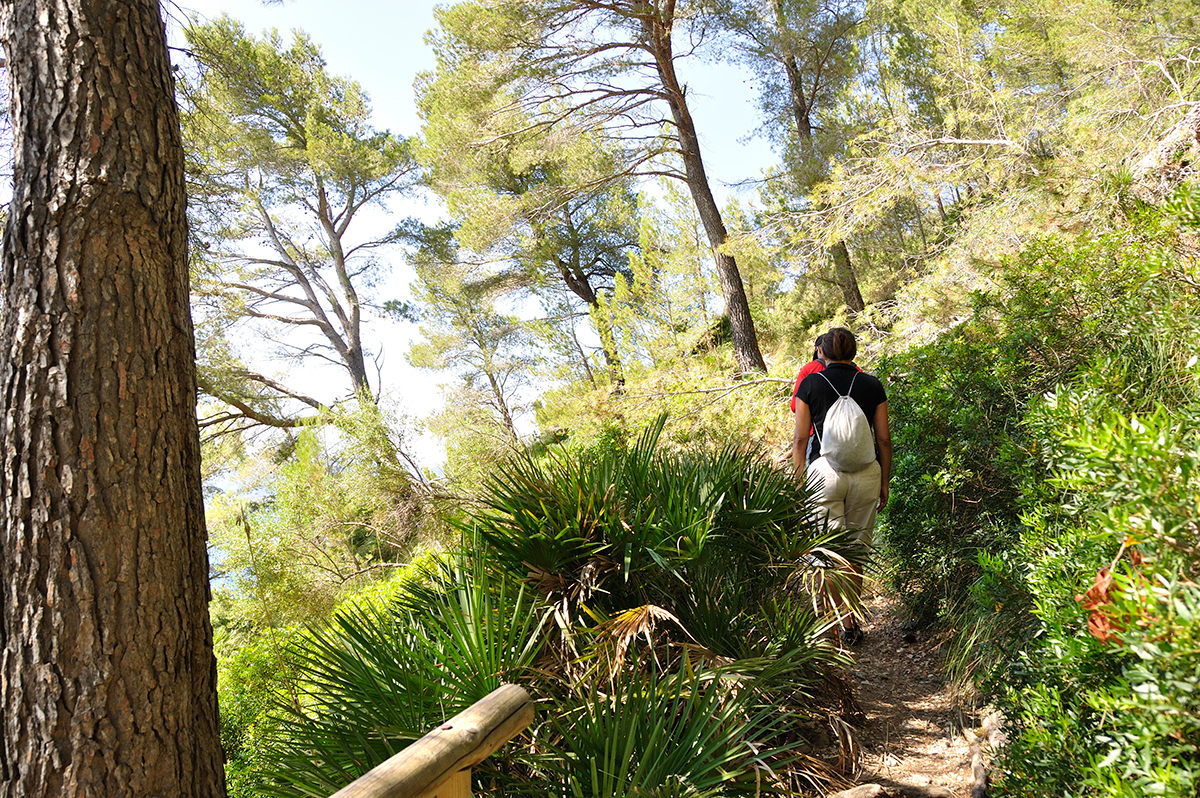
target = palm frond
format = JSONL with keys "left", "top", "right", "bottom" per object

{"left": 542, "top": 669, "right": 800, "bottom": 798}
{"left": 256, "top": 543, "right": 550, "bottom": 797}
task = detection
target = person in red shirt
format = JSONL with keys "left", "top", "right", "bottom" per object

{"left": 791, "top": 335, "right": 828, "bottom": 463}
{"left": 790, "top": 334, "right": 827, "bottom": 413}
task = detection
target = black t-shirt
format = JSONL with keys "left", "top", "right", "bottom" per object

{"left": 795, "top": 362, "right": 887, "bottom": 459}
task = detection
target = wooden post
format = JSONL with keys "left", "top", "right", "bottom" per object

{"left": 435, "top": 770, "right": 472, "bottom": 798}
{"left": 327, "top": 684, "right": 534, "bottom": 798}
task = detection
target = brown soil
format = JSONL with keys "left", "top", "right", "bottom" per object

{"left": 840, "top": 591, "right": 980, "bottom": 797}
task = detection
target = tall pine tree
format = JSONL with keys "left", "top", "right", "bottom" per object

{"left": 0, "top": 0, "right": 225, "bottom": 794}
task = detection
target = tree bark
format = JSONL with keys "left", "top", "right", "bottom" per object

{"left": 1131, "top": 103, "right": 1200, "bottom": 203}
{"left": 591, "top": 308, "right": 626, "bottom": 387}
{"left": 554, "top": 256, "right": 626, "bottom": 386}
{"left": 483, "top": 368, "right": 518, "bottom": 439}
{"left": 0, "top": 1, "right": 226, "bottom": 796}
{"left": 829, "top": 240, "right": 865, "bottom": 312}
{"left": 782, "top": 53, "right": 814, "bottom": 143}
{"left": 641, "top": 5, "right": 767, "bottom": 373}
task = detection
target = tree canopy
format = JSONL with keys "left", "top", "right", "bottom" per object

{"left": 183, "top": 16, "right": 420, "bottom": 435}
{"left": 418, "top": 0, "right": 770, "bottom": 372}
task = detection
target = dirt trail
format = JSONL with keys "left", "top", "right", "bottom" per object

{"left": 838, "top": 592, "right": 981, "bottom": 798}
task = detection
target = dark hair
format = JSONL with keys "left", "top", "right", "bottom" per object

{"left": 811, "top": 332, "right": 827, "bottom": 361}
{"left": 824, "top": 327, "right": 857, "bottom": 361}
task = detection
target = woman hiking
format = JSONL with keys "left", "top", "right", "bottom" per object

{"left": 792, "top": 327, "right": 892, "bottom": 645}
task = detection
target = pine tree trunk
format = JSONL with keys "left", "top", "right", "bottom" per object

{"left": 485, "top": 369, "right": 518, "bottom": 439}
{"left": 555, "top": 259, "right": 626, "bottom": 386}
{"left": 782, "top": 53, "right": 814, "bottom": 142}
{"left": 0, "top": 1, "right": 226, "bottom": 796}
{"left": 643, "top": 9, "right": 767, "bottom": 374}
{"left": 346, "top": 345, "right": 373, "bottom": 401}
{"left": 592, "top": 308, "right": 626, "bottom": 387}
{"left": 830, "top": 240, "right": 865, "bottom": 312}
{"left": 774, "top": 2, "right": 866, "bottom": 314}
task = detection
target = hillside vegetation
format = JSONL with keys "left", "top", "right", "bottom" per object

{"left": 186, "top": 1, "right": 1200, "bottom": 795}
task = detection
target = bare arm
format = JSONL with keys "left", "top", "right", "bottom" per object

{"left": 874, "top": 401, "right": 892, "bottom": 510}
{"left": 793, "top": 400, "right": 812, "bottom": 476}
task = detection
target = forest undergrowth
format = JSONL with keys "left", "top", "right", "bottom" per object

{"left": 213, "top": 177, "right": 1200, "bottom": 796}
{"left": 191, "top": 0, "right": 1200, "bottom": 795}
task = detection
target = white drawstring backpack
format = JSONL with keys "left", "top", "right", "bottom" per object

{"left": 813, "top": 372, "right": 876, "bottom": 472}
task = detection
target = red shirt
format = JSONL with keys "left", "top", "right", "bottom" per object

{"left": 790, "top": 360, "right": 825, "bottom": 413}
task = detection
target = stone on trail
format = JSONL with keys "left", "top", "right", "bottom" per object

{"left": 830, "top": 786, "right": 887, "bottom": 798}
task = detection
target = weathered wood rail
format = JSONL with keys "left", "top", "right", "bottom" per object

{"left": 328, "top": 684, "right": 534, "bottom": 798}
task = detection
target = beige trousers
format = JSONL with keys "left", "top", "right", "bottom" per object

{"left": 806, "top": 457, "right": 881, "bottom": 545}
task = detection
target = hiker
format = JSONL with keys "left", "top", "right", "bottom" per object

{"left": 792, "top": 327, "right": 892, "bottom": 644}
{"left": 791, "top": 333, "right": 863, "bottom": 461}
{"left": 790, "top": 333, "right": 828, "bottom": 413}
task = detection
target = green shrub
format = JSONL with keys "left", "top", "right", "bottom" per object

{"left": 989, "top": 401, "right": 1200, "bottom": 797}
{"left": 217, "top": 633, "right": 301, "bottom": 798}
{"left": 241, "top": 420, "right": 858, "bottom": 797}
{"left": 876, "top": 221, "right": 1180, "bottom": 624}
{"left": 1084, "top": 573, "right": 1200, "bottom": 796}
{"left": 881, "top": 183, "right": 1200, "bottom": 794}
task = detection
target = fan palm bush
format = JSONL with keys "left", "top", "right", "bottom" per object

{"left": 539, "top": 667, "right": 805, "bottom": 798}
{"left": 250, "top": 420, "right": 864, "bottom": 796}
{"left": 472, "top": 415, "right": 865, "bottom": 670}
{"left": 472, "top": 414, "right": 861, "bottom": 789}
{"left": 255, "top": 548, "right": 550, "bottom": 797}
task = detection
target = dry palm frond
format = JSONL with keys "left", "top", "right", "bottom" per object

{"left": 571, "top": 554, "right": 620, "bottom": 604}
{"left": 787, "top": 752, "right": 857, "bottom": 794}
{"left": 524, "top": 563, "right": 569, "bottom": 594}
{"left": 593, "top": 603, "right": 688, "bottom": 678}
{"left": 786, "top": 545, "right": 869, "bottom": 622}
{"left": 829, "top": 712, "right": 861, "bottom": 775}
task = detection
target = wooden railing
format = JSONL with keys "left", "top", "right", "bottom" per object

{"left": 328, "top": 684, "right": 534, "bottom": 798}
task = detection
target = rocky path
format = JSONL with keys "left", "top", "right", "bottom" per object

{"left": 832, "top": 592, "right": 986, "bottom": 798}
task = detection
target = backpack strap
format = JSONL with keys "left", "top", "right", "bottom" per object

{"left": 817, "top": 370, "right": 857, "bottom": 397}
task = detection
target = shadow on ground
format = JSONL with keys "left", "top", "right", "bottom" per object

{"left": 839, "top": 593, "right": 978, "bottom": 798}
